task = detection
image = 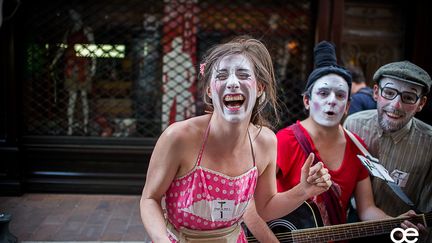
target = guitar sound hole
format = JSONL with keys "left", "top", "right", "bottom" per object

{"left": 268, "top": 219, "right": 298, "bottom": 234}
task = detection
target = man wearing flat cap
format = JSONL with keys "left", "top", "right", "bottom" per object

{"left": 344, "top": 60, "right": 432, "bottom": 241}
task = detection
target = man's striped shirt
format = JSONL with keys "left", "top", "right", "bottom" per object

{"left": 344, "top": 109, "right": 432, "bottom": 216}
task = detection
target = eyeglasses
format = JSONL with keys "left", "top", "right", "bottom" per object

{"left": 379, "top": 85, "right": 420, "bottom": 104}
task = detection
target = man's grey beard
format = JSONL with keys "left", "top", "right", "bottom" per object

{"left": 377, "top": 108, "right": 411, "bottom": 133}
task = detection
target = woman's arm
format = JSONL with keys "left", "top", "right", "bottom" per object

{"left": 256, "top": 153, "right": 331, "bottom": 221}
{"left": 140, "top": 125, "right": 185, "bottom": 242}
{"left": 253, "top": 130, "right": 331, "bottom": 221}
{"left": 243, "top": 199, "right": 279, "bottom": 243}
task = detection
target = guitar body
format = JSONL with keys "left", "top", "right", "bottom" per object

{"left": 266, "top": 201, "right": 323, "bottom": 234}
{"left": 244, "top": 201, "right": 323, "bottom": 242}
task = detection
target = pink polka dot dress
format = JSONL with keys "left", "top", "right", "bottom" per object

{"left": 164, "top": 125, "right": 258, "bottom": 242}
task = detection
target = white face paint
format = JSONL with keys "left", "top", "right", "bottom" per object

{"left": 376, "top": 77, "right": 423, "bottom": 133}
{"left": 209, "top": 54, "right": 258, "bottom": 123}
{"left": 309, "top": 74, "right": 349, "bottom": 127}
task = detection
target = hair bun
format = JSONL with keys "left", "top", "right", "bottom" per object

{"left": 314, "top": 41, "right": 337, "bottom": 68}
{"left": 304, "top": 41, "right": 352, "bottom": 94}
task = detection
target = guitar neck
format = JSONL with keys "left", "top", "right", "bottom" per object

{"left": 287, "top": 214, "right": 430, "bottom": 242}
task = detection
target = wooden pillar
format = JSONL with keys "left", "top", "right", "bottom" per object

{"left": 316, "top": 0, "right": 345, "bottom": 59}
{"left": 408, "top": 0, "right": 432, "bottom": 124}
{"left": 409, "top": 1, "right": 432, "bottom": 74}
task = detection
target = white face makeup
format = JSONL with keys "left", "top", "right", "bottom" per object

{"left": 376, "top": 77, "right": 423, "bottom": 133}
{"left": 309, "top": 74, "right": 349, "bottom": 127}
{"left": 209, "top": 54, "right": 258, "bottom": 123}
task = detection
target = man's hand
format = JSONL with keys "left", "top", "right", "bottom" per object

{"left": 399, "top": 210, "right": 429, "bottom": 242}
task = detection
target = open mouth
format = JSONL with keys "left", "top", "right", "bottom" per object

{"left": 384, "top": 108, "right": 404, "bottom": 119}
{"left": 325, "top": 111, "right": 335, "bottom": 116}
{"left": 385, "top": 111, "right": 403, "bottom": 119}
{"left": 223, "top": 94, "right": 245, "bottom": 109}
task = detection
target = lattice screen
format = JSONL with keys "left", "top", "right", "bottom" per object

{"left": 21, "top": 0, "right": 312, "bottom": 138}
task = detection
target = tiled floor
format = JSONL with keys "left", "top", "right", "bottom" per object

{"left": 0, "top": 193, "right": 150, "bottom": 242}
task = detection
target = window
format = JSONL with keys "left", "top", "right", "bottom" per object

{"left": 21, "top": 0, "right": 312, "bottom": 138}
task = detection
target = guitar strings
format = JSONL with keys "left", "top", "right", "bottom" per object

{"left": 247, "top": 213, "right": 431, "bottom": 242}
{"left": 290, "top": 215, "right": 428, "bottom": 239}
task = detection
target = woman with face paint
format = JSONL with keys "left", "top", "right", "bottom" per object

{"left": 140, "top": 36, "right": 332, "bottom": 243}
{"left": 245, "top": 41, "right": 418, "bottom": 242}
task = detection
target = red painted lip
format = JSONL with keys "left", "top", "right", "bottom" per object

{"left": 226, "top": 106, "right": 241, "bottom": 112}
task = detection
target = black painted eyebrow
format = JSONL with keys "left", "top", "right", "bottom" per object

{"left": 236, "top": 68, "right": 251, "bottom": 72}
{"left": 216, "top": 69, "right": 228, "bottom": 73}
{"left": 409, "top": 87, "right": 421, "bottom": 93}
{"left": 316, "top": 87, "right": 347, "bottom": 94}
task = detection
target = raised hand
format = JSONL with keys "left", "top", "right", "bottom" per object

{"left": 300, "top": 153, "right": 332, "bottom": 198}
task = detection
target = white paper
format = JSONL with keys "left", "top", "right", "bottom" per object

{"left": 357, "top": 155, "right": 395, "bottom": 183}
{"left": 390, "top": 169, "right": 410, "bottom": 188}
{"left": 211, "top": 200, "right": 235, "bottom": 220}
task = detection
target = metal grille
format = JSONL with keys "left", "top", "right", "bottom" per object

{"left": 21, "top": 0, "right": 312, "bottom": 138}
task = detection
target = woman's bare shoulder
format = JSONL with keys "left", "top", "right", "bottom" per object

{"left": 249, "top": 125, "right": 277, "bottom": 171}
{"left": 160, "top": 115, "right": 210, "bottom": 147}
{"left": 251, "top": 125, "right": 277, "bottom": 147}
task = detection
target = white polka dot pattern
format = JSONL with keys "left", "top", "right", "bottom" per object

{"left": 164, "top": 166, "right": 257, "bottom": 231}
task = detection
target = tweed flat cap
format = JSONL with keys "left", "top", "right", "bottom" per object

{"left": 373, "top": 61, "right": 431, "bottom": 94}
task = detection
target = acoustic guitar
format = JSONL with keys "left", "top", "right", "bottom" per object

{"left": 245, "top": 202, "right": 431, "bottom": 242}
